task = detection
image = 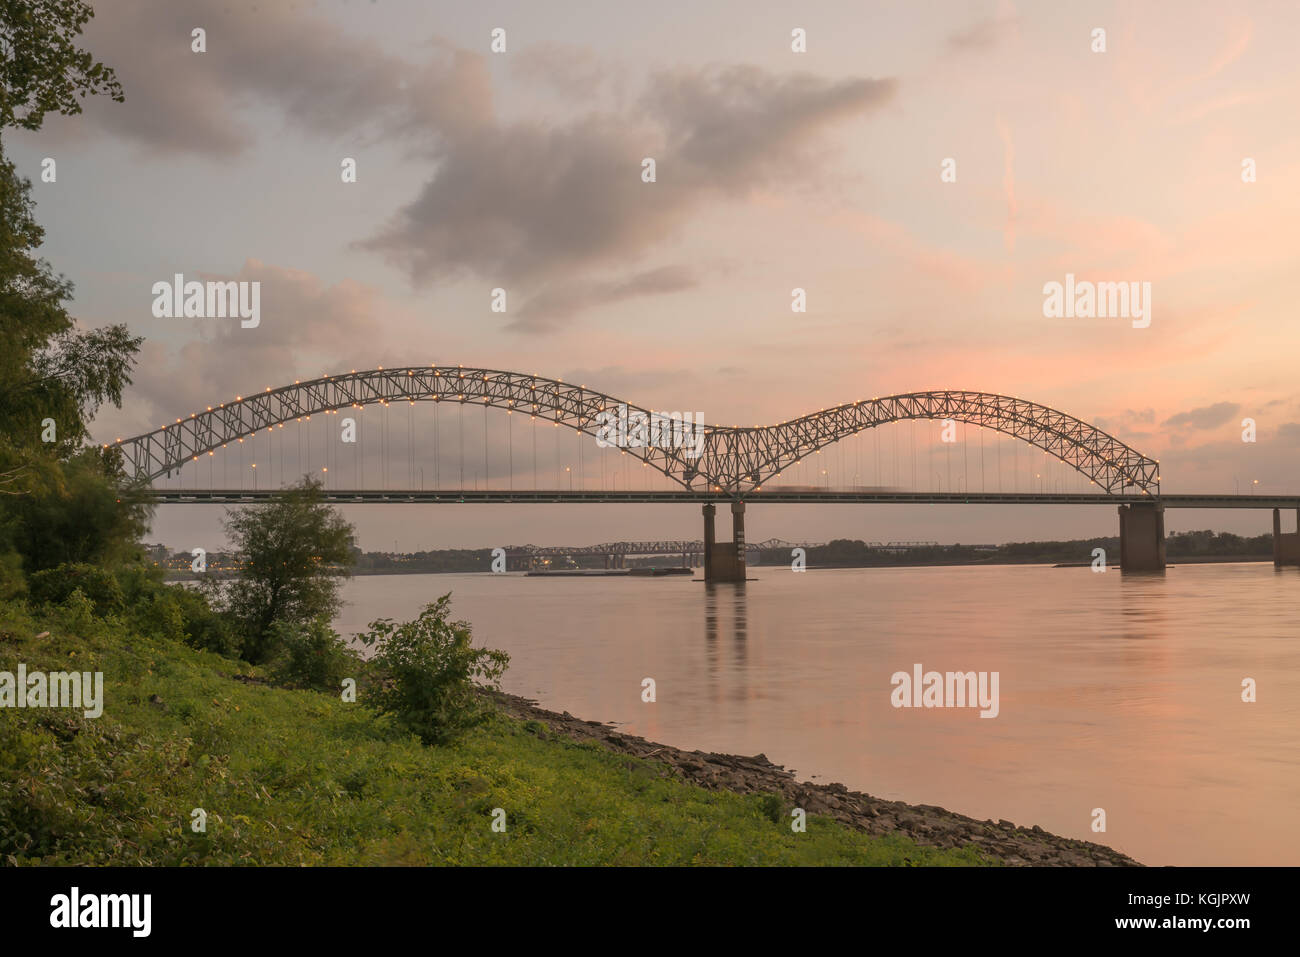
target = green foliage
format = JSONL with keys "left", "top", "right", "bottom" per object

{"left": 28, "top": 561, "right": 122, "bottom": 614}
{"left": 3, "top": 451, "right": 150, "bottom": 573}
{"left": 0, "top": 3, "right": 137, "bottom": 591}
{"left": 216, "top": 478, "right": 356, "bottom": 662}
{"left": 0, "top": 600, "right": 992, "bottom": 866}
{"left": 112, "top": 565, "right": 239, "bottom": 655}
{"left": 359, "top": 594, "right": 510, "bottom": 745}
{"left": 0, "top": 123, "right": 144, "bottom": 582}
{"left": 0, "top": 0, "right": 124, "bottom": 131}
{"left": 0, "top": 549, "right": 23, "bottom": 601}
{"left": 268, "top": 617, "right": 362, "bottom": 692}
{"left": 756, "top": 792, "right": 785, "bottom": 825}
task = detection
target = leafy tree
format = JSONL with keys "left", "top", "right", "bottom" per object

{"left": 0, "top": 0, "right": 123, "bottom": 130}
{"left": 359, "top": 595, "right": 510, "bottom": 745}
{"left": 0, "top": 3, "right": 138, "bottom": 580}
{"left": 219, "top": 478, "right": 357, "bottom": 662}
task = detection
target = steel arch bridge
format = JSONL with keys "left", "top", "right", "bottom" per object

{"left": 112, "top": 367, "right": 1160, "bottom": 496}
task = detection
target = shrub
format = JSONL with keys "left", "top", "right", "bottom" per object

{"left": 112, "top": 566, "right": 239, "bottom": 655}
{"left": 358, "top": 594, "right": 509, "bottom": 745}
{"left": 0, "top": 551, "right": 25, "bottom": 602}
{"left": 268, "top": 617, "right": 362, "bottom": 692}
{"left": 28, "top": 563, "right": 123, "bottom": 615}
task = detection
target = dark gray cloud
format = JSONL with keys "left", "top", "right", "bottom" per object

{"left": 1276, "top": 422, "right": 1300, "bottom": 443}
{"left": 53, "top": 2, "right": 896, "bottom": 330}
{"left": 510, "top": 266, "right": 698, "bottom": 333}
{"left": 642, "top": 67, "right": 896, "bottom": 191}
{"left": 47, "top": 0, "right": 491, "bottom": 155}
{"left": 1162, "top": 401, "right": 1241, "bottom": 431}
{"left": 361, "top": 65, "right": 896, "bottom": 325}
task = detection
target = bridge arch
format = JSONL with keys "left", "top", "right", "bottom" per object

{"left": 112, "top": 372, "right": 1159, "bottom": 496}
{"left": 708, "top": 390, "right": 1160, "bottom": 495}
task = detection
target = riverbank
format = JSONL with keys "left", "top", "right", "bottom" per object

{"left": 0, "top": 600, "right": 994, "bottom": 866}
{"left": 492, "top": 691, "right": 1139, "bottom": 866}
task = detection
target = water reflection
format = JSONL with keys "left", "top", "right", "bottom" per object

{"left": 334, "top": 563, "right": 1300, "bottom": 865}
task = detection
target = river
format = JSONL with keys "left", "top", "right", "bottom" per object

{"left": 332, "top": 562, "right": 1300, "bottom": 866}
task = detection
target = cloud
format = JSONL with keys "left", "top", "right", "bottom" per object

{"left": 44, "top": 0, "right": 492, "bottom": 155}
{"left": 510, "top": 266, "right": 698, "bottom": 333}
{"left": 1276, "top": 422, "right": 1300, "bottom": 443}
{"left": 946, "top": 15, "right": 1020, "bottom": 52}
{"left": 116, "top": 260, "right": 386, "bottom": 432}
{"left": 45, "top": 3, "right": 897, "bottom": 330}
{"left": 642, "top": 66, "right": 896, "bottom": 191}
{"left": 511, "top": 44, "right": 625, "bottom": 103}
{"left": 1162, "top": 401, "right": 1240, "bottom": 431}
{"left": 361, "top": 64, "right": 895, "bottom": 325}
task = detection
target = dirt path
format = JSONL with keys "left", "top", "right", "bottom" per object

{"left": 492, "top": 691, "right": 1140, "bottom": 867}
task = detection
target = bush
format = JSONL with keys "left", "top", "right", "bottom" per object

{"left": 358, "top": 594, "right": 509, "bottom": 745}
{"left": 0, "top": 551, "right": 25, "bottom": 602}
{"left": 111, "top": 566, "right": 239, "bottom": 655}
{"left": 268, "top": 617, "right": 362, "bottom": 692}
{"left": 28, "top": 563, "right": 123, "bottom": 615}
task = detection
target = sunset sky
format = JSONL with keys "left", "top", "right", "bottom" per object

{"left": 7, "top": 0, "right": 1299, "bottom": 550}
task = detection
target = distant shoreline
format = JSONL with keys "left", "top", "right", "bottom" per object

{"left": 162, "top": 553, "right": 1276, "bottom": 581}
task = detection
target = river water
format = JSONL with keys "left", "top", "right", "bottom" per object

{"left": 332, "top": 562, "right": 1300, "bottom": 866}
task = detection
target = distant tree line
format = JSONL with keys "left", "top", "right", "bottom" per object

{"left": 756, "top": 529, "right": 1274, "bottom": 568}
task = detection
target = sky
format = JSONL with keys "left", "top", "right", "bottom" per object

{"left": 6, "top": 0, "right": 1300, "bottom": 551}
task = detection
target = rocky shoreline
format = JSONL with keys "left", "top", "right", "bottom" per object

{"left": 491, "top": 691, "right": 1141, "bottom": 867}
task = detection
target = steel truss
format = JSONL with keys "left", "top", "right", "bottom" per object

{"left": 115, "top": 371, "right": 1160, "bottom": 496}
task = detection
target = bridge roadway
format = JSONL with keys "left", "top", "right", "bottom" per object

{"left": 146, "top": 488, "right": 1300, "bottom": 509}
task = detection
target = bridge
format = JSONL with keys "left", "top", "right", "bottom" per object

{"left": 112, "top": 366, "right": 1300, "bottom": 580}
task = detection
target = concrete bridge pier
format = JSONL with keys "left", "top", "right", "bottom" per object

{"left": 1118, "top": 502, "right": 1166, "bottom": 571}
{"left": 1273, "top": 508, "right": 1300, "bottom": 567}
{"left": 702, "top": 502, "right": 747, "bottom": 583}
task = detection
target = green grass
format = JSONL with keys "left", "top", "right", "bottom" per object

{"left": 0, "top": 600, "right": 992, "bottom": 866}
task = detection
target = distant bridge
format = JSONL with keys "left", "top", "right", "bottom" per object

{"left": 118, "top": 367, "right": 1300, "bottom": 577}
{"left": 112, "top": 369, "right": 1160, "bottom": 495}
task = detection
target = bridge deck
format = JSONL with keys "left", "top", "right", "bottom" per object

{"left": 145, "top": 489, "right": 1300, "bottom": 509}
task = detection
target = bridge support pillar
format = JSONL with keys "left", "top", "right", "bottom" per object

{"left": 1272, "top": 509, "right": 1300, "bottom": 567}
{"left": 1118, "top": 502, "right": 1165, "bottom": 571}
{"left": 702, "top": 501, "right": 747, "bottom": 583}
